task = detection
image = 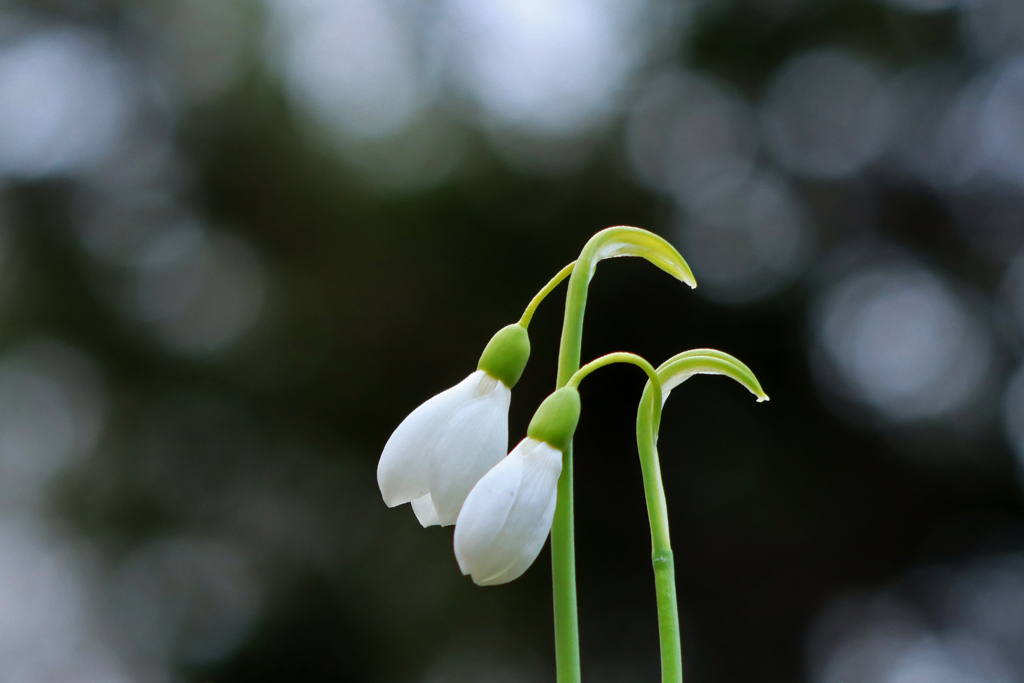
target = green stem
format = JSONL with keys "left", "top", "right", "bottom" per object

{"left": 549, "top": 227, "right": 694, "bottom": 683}
{"left": 551, "top": 242, "right": 629, "bottom": 681}
{"left": 568, "top": 353, "right": 663, "bottom": 413}
{"left": 520, "top": 261, "right": 576, "bottom": 327}
{"left": 637, "top": 384, "right": 681, "bottom": 683}
{"left": 552, "top": 263, "right": 587, "bottom": 683}
{"left": 567, "top": 351, "right": 677, "bottom": 682}
{"left": 634, "top": 348, "right": 767, "bottom": 682}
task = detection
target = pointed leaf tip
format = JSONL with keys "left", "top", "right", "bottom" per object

{"left": 582, "top": 226, "right": 697, "bottom": 289}
{"left": 654, "top": 348, "right": 768, "bottom": 404}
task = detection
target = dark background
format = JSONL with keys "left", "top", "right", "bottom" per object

{"left": 0, "top": 0, "right": 1022, "bottom": 681}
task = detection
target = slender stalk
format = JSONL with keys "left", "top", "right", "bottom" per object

{"left": 635, "top": 349, "right": 767, "bottom": 682}
{"left": 567, "top": 352, "right": 662, "bottom": 407}
{"left": 550, "top": 227, "right": 694, "bottom": 683}
{"left": 520, "top": 261, "right": 576, "bottom": 327}
{"left": 569, "top": 351, "right": 677, "bottom": 681}
{"left": 507, "top": 255, "right": 587, "bottom": 683}
{"left": 551, "top": 262, "right": 588, "bottom": 683}
{"left": 636, "top": 386, "right": 682, "bottom": 683}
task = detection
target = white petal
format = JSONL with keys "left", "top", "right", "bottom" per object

{"left": 410, "top": 494, "right": 441, "bottom": 527}
{"left": 453, "top": 438, "right": 562, "bottom": 586}
{"left": 377, "top": 371, "right": 482, "bottom": 507}
{"left": 453, "top": 440, "right": 526, "bottom": 577}
{"left": 428, "top": 376, "right": 511, "bottom": 525}
{"left": 472, "top": 441, "right": 561, "bottom": 585}
{"left": 479, "top": 490, "right": 558, "bottom": 586}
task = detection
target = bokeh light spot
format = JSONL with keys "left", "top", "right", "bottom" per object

{"left": 762, "top": 49, "right": 892, "bottom": 179}
{"left": 111, "top": 536, "right": 260, "bottom": 664}
{"left": 963, "top": 0, "right": 1024, "bottom": 61}
{"left": 814, "top": 260, "right": 991, "bottom": 421}
{"left": 0, "top": 340, "right": 105, "bottom": 506}
{"left": 980, "top": 57, "right": 1024, "bottom": 189}
{"left": 445, "top": 0, "right": 651, "bottom": 135}
{"left": 807, "top": 556, "right": 1024, "bottom": 683}
{"left": 676, "top": 171, "right": 813, "bottom": 303}
{"left": 0, "top": 29, "right": 132, "bottom": 178}
{"left": 626, "top": 70, "right": 759, "bottom": 204}
{"left": 268, "top": 0, "right": 433, "bottom": 141}
{"left": 135, "top": 232, "right": 267, "bottom": 356}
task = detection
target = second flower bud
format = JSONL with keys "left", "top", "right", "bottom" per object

{"left": 454, "top": 387, "right": 580, "bottom": 586}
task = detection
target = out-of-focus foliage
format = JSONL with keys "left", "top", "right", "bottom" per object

{"left": 0, "top": 0, "right": 1022, "bottom": 681}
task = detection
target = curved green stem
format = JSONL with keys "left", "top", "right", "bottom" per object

{"left": 568, "top": 352, "right": 663, "bottom": 416}
{"left": 519, "top": 261, "right": 576, "bottom": 327}
{"left": 550, "top": 227, "right": 694, "bottom": 683}
{"left": 565, "top": 351, "right": 674, "bottom": 681}
{"left": 636, "top": 349, "right": 768, "bottom": 683}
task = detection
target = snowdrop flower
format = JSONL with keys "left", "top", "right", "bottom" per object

{"left": 377, "top": 323, "right": 530, "bottom": 527}
{"left": 454, "top": 386, "right": 580, "bottom": 586}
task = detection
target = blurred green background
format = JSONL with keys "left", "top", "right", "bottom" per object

{"left": 0, "top": 0, "right": 1023, "bottom": 681}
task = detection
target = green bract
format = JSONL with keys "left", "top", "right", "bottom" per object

{"left": 655, "top": 348, "right": 768, "bottom": 403}
{"left": 478, "top": 323, "right": 531, "bottom": 388}
{"left": 575, "top": 226, "right": 696, "bottom": 287}
{"left": 527, "top": 387, "right": 581, "bottom": 452}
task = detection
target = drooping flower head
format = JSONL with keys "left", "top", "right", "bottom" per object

{"left": 377, "top": 323, "right": 530, "bottom": 526}
{"left": 454, "top": 386, "right": 580, "bottom": 585}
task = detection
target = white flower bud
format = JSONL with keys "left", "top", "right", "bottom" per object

{"left": 377, "top": 370, "right": 510, "bottom": 526}
{"left": 453, "top": 437, "right": 562, "bottom": 586}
